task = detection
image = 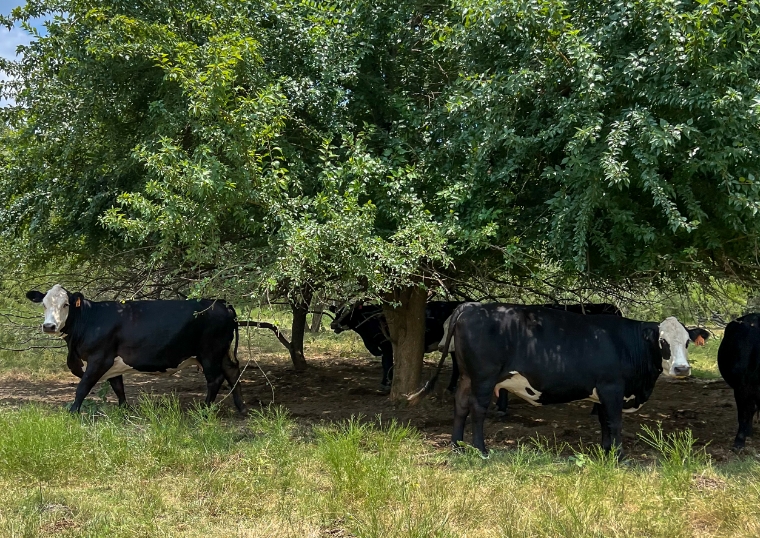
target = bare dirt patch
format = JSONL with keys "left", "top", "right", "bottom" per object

{"left": 0, "top": 352, "right": 742, "bottom": 461}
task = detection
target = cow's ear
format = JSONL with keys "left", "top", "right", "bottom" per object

{"left": 26, "top": 290, "right": 44, "bottom": 303}
{"left": 643, "top": 327, "right": 659, "bottom": 345}
{"left": 688, "top": 327, "right": 710, "bottom": 346}
{"left": 71, "top": 292, "right": 85, "bottom": 308}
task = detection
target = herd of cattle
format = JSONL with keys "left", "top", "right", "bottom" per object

{"left": 24, "top": 284, "right": 760, "bottom": 455}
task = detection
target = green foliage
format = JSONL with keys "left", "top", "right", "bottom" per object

{"left": 3, "top": 0, "right": 760, "bottom": 299}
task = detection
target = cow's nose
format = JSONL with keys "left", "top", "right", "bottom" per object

{"left": 673, "top": 365, "right": 691, "bottom": 377}
{"left": 331, "top": 324, "right": 343, "bottom": 333}
{"left": 42, "top": 323, "right": 56, "bottom": 333}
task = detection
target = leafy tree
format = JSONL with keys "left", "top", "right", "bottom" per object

{"left": 3, "top": 0, "right": 760, "bottom": 400}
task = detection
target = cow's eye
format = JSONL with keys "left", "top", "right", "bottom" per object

{"left": 63, "top": 304, "right": 69, "bottom": 308}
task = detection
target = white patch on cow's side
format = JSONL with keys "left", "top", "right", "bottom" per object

{"left": 623, "top": 403, "right": 644, "bottom": 414}
{"left": 585, "top": 388, "right": 600, "bottom": 403}
{"left": 494, "top": 372, "right": 542, "bottom": 406}
{"left": 40, "top": 284, "right": 70, "bottom": 333}
{"left": 100, "top": 357, "right": 202, "bottom": 381}
{"left": 438, "top": 314, "right": 455, "bottom": 353}
{"left": 624, "top": 394, "right": 636, "bottom": 402}
{"left": 101, "top": 357, "right": 135, "bottom": 380}
{"left": 659, "top": 316, "right": 692, "bottom": 377}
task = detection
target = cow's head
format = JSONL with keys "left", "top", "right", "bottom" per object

{"left": 330, "top": 303, "right": 360, "bottom": 333}
{"left": 657, "top": 317, "right": 710, "bottom": 377}
{"left": 26, "top": 284, "right": 83, "bottom": 334}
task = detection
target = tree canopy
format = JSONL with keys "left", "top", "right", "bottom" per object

{"left": 1, "top": 0, "right": 759, "bottom": 294}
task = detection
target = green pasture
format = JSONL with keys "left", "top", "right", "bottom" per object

{"left": 0, "top": 399, "right": 758, "bottom": 537}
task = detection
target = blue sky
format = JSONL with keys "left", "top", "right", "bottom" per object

{"left": 1, "top": 0, "right": 48, "bottom": 105}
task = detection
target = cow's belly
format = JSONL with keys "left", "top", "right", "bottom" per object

{"left": 99, "top": 357, "right": 202, "bottom": 381}
{"left": 494, "top": 372, "right": 645, "bottom": 411}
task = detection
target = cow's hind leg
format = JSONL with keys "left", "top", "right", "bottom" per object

{"left": 452, "top": 375, "right": 471, "bottom": 450}
{"left": 108, "top": 375, "right": 127, "bottom": 406}
{"left": 470, "top": 384, "right": 493, "bottom": 456}
{"left": 221, "top": 353, "right": 247, "bottom": 414}
{"left": 733, "top": 390, "right": 756, "bottom": 450}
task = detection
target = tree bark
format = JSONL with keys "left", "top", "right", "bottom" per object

{"left": 289, "top": 287, "right": 313, "bottom": 371}
{"left": 383, "top": 285, "right": 427, "bottom": 403}
{"left": 310, "top": 301, "right": 324, "bottom": 333}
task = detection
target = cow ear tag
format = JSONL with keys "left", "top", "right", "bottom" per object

{"left": 695, "top": 335, "right": 705, "bottom": 346}
{"left": 75, "top": 298, "right": 81, "bottom": 308}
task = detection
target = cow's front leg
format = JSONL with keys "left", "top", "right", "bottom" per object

{"left": 380, "top": 350, "right": 393, "bottom": 393}
{"left": 732, "top": 391, "right": 756, "bottom": 450}
{"left": 597, "top": 386, "right": 624, "bottom": 458}
{"left": 70, "top": 356, "right": 113, "bottom": 413}
{"left": 108, "top": 375, "right": 127, "bottom": 406}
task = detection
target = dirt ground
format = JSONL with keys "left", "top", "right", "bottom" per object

{"left": 0, "top": 353, "right": 745, "bottom": 462}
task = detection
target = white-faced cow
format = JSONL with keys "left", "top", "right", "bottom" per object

{"left": 718, "top": 313, "right": 760, "bottom": 450}
{"left": 409, "top": 302, "right": 708, "bottom": 456}
{"left": 27, "top": 284, "right": 246, "bottom": 413}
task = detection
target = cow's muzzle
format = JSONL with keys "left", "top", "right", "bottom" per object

{"left": 673, "top": 365, "right": 691, "bottom": 378}
{"left": 42, "top": 323, "right": 57, "bottom": 333}
{"left": 330, "top": 322, "right": 345, "bottom": 333}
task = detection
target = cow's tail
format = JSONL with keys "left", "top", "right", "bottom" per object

{"left": 229, "top": 305, "right": 240, "bottom": 365}
{"left": 407, "top": 304, "right": 464, "bottom": 405}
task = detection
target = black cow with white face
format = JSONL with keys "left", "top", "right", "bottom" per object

{"left": 330, "top": 301, "right": 462, "bottom": 392}
{"left": 410, "top": 303, "right": 708, "bottom": 456}
{"left": 27, "top": 284, "right": 246, "bottom": 413}
{"left": 718, "top": 313, "right": 760, "bottom": 450}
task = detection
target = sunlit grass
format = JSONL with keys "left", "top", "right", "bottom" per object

{"left": 0, "top": 398, "right": 759, "bottom": 537}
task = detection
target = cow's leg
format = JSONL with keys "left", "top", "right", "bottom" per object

{"left": 732, "top": 391, "right": 755, "bottom": 450}
{"left": 446, "top": 353, "right": 459, "bottom": 393}
{"left": 108, "top": 375, "right": 127, "bottom": 406}
{"left": 495, "top": 389, "right": 509, "bottom": 416}
{"left": 380, "top": 350, "right": 393, "bottom": 392}
{"left": 221, "top": 355, "right": 247, "bottom": 413}
{"left": 200, "top": 360, "right": 226, "bottom": 406}
{"left": 597, "top": 387, "right": 624, "bottom": 458}
{"left": 70, "top": 357, "right": 112, "bottom": 413}
{"left": 470, "top": 384, "right": 493, "bottom": 456}
{"left": 452, "top": 375, "right": 471, "bottom": 449}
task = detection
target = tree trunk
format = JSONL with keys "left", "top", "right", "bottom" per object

{"left": 383, "top": 285, "right": 427, "bottom": 403}
{"left": 289, "top": 287, "right": 313, "bottom": 371}
{"left": 310, "top": 301, "right": 324, "bottom": 333}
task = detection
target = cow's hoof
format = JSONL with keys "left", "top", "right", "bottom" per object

{"left": 479, "top": 451, "right": 490, "bottom": 460}
{"left": 731, "top": 445, "right": 746, "bottom": 454}
{"left": 378, "top": 384, "right": 391, "bottom": 394}
{"left": 494, "top": 410, "right": 509, "bottom": 420}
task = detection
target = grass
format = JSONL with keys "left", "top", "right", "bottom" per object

{"left": 0, "top": 399, "right": 759, "bottom": 537}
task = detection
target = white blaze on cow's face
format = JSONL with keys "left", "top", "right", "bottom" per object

{"left": 39, "top": 284, "right": 70, "bottom": 334}
{"left": 659, "top": 317, "right": 692, "bottom": 377}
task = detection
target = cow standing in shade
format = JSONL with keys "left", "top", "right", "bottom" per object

{"left": 27, "top": 285, "right": 246, "bottom": 413}
{"left": 410, "top": 302, "right": 708, "bottom": 456}
{"left": 718, "top": 313, "right": 760, "bottom": 450}
{"left": 330, "top": 301, "right": 462, "bottom": 392}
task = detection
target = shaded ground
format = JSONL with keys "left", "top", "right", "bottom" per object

{"left": 0, "top": 352, "right": 742, "bottom": 461}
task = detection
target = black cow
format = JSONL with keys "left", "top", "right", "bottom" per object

{"left": 26, "top": 284, "right": 246, "bottom": 413}
{"left": 718, "top": 313, "right": 760, "bottom": 450}
{"left": 492, "top": 303, "right": 623, "bottom": 415}
{"left": 330, "top": 301, "right": 462, "bottom": 392}
{"left": 411, "top": 302, "right": 708, "bottom": 456}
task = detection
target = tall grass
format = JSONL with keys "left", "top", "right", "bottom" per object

{"left": 0, "top": 397, "right": 759, "bottom": 537}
